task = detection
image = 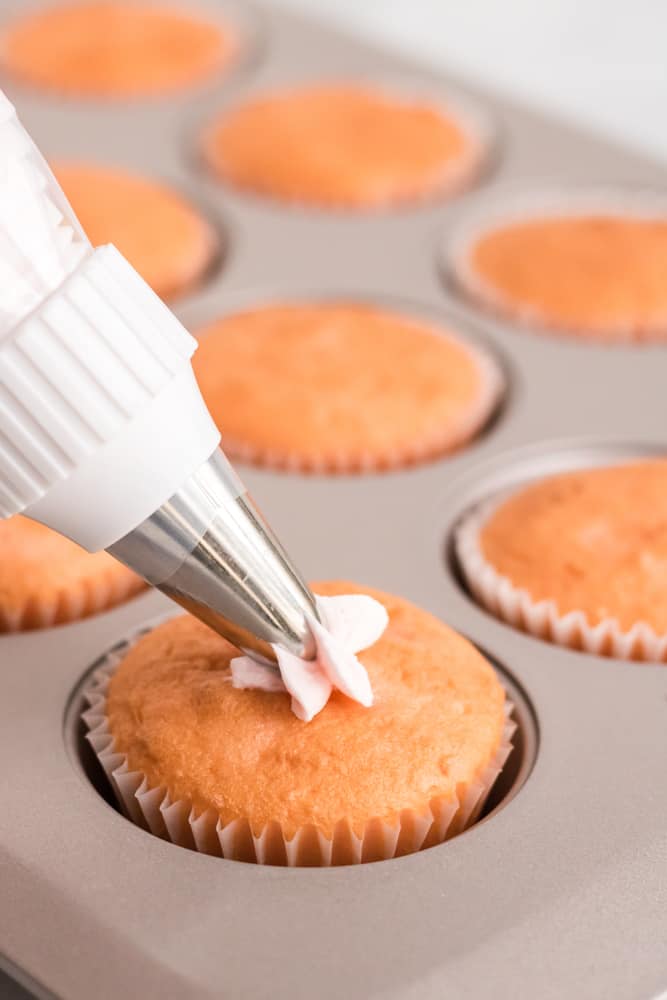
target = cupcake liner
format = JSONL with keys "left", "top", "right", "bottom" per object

{"left": 201, "top": 79, "right": 495, "bottom": 212}
{"left": 455, "top": 491, "right": 667, "bottom": 662}
{"left": 0, "top": 566, "right": 145, "bottom": 633}
{"left": 219, "top": 334, "right": 504, "bottom": 475}
{"left": 447, "top": 186, "right": 667, "bottom": 341}
{"left": 81, "top": 632, "right": 516, "bottom": 866}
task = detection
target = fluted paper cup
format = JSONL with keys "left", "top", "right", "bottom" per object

{"left": 447, "top": 186, "right": 667, "bottom": 342}
{"left": 82, "top": 630, "right": 516, "bottom": 866}
{"left": 455, "top": 492, "right": 667, "bottom": 662}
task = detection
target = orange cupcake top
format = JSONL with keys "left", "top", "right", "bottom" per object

{"left": 466, "top": 214, "right": 667, "bottom": 340}
{"left": 202, "top": 84, "right": 483, "bottom": 208}
{"left": 107, "top": 581, "right": 506, "bottom": 838}
{"left": 481, "top": 460, "right": 667, "bottom": 632}
{"left": 194, "top": 303, "right": 500, "bottom": 472}
{"left": 1, "top": 2, "right": 235, "bottom": 98}
{"left": 53, "top": 162, "right": 217, "bottom": 301}
{"left": 0, "top": 517, "right": 144, "bottom": 631}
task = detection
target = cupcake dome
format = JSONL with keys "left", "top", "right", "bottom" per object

{"left": 95, "top": 581, "right": 510, "bottom": 865}
{"left": 0, "top": 517, "right": 144, "bottom": 632}
{"left": 202, "top": 84, "right": 485, "bottom": 209}
{"left": 54, "top": 162, "right": 217, "bottom": 302}
{"left": 455, "top": 210, "right": 667, "bottom": 341}
{"left": 456, "top": 459, "right": 667, "bottom": 660}
{"left": 0, "top": 2, "right": 235, "bottom": 98}
{"left": 193, "top": 303, "right": 502, "bottom": 472}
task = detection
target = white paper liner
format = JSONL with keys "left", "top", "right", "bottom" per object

{"left": 455, "top": 490, "right": 667, "bottom": 662}
{"left": 447, "top": 186, "right": 667, "bottom": 341}
{"left": 216, "top": 328, "right": 504, "bottom": 474}
{"left": 201, "top": 78, "right": 495, "bottom": 211}
{"left": 81, "top": 631, "right": 516, "bottom": 866}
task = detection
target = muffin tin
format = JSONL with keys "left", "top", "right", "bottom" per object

{"left": 1, "top": 2, "right": 667, "bottom": 998}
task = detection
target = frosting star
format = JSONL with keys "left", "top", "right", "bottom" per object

{"left": 230, "top": 593, "right": 388, "bottom": 720}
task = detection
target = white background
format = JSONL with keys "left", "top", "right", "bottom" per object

{"left": 265, "top": 0, "right": 667, "bottom": 164}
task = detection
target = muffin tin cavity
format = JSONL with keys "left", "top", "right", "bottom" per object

{"left": 0, "top": 517, "right": 147, "bottom": 633}
{"left": 52, "top": 161, "right": 225, "bottom": 303}
{"left": 442, "top": 186, "right": 667, "bottom": 343}
{"left": 191, "top": 297, "right": 508, "bottom": 474}
{"left": 0, "top": 0, "right": 256, "bottom": 100}
{"left": 446, "top": 440, "right": 667, "bottom": 660}
{"left": 65, "top": 629, "right": 538, "bottom": 866}
{"left": 199, "top": 79, "right": 496, "bottom": 211}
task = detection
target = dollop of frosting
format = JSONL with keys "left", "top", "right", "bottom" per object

{"left": 230, "top": 593, "right": 389, "bottom": 721}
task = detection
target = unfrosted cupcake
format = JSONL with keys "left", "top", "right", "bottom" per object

{"left": 202, "top": 83, "right": 488, "bottom": 209}
{"left": 193, "top": 302, "right": 502, "bottom": 472}
{"left": 53, "top": 162, "right": 217, "bottom": 302}
{"left": 0, "top": 517, "right": 144, "bottom": 632}
{"left": 451, "top": 194, "right": 667, "bottom": 341}
{"left": 456, "top": 458, "right": 667, "bottom": 660}
{"left": 0, "top": 2, "right": 236, "bottom": 98}
{"left": 83, "top": 581, "right": 513, "bottom": 865}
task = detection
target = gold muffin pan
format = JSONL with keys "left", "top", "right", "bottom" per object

{"left": 1, "top": 1, "right": 666, "bottom": 998}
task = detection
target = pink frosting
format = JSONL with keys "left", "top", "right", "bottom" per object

{"left": 230, "top": 593, "right": 389, "bottom": 721}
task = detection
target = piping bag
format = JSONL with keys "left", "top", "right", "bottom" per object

{"left": 0, "top": 92, "right": 320, "bottom": 665}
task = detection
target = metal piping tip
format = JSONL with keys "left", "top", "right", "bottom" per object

{"left": 108, "top": 450, "right": 318, "bottom": 662}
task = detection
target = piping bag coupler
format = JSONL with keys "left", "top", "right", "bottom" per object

{"left": 0, "top": 92, "right": 318, "bottom": 662}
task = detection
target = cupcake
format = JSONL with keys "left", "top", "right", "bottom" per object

{"left": 0, "top": 2, "right": 236, "bottom": 98}
{"left": 53, "top": 162, "right": 218, "bottom": 302}
{"left": 83, "top": 581, "right": 514, "bottom": 866}
{"left": 193, "top": 302, "right": 502, "bottom": 473}
{"left": 456, "top": 458, "right": 667, "bottom": 661}
{"left": 450, "top": 192, "right": 667, "bottom": 341}
{"left": 0, "top": 516, "right": 144, "bottom": 632}
{"left": 201, "top": 83, "right": 488, "bottom": 209}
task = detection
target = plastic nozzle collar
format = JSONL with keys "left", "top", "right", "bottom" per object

{"left": 0, "top": 244, "right": 220, "bottom": 549}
